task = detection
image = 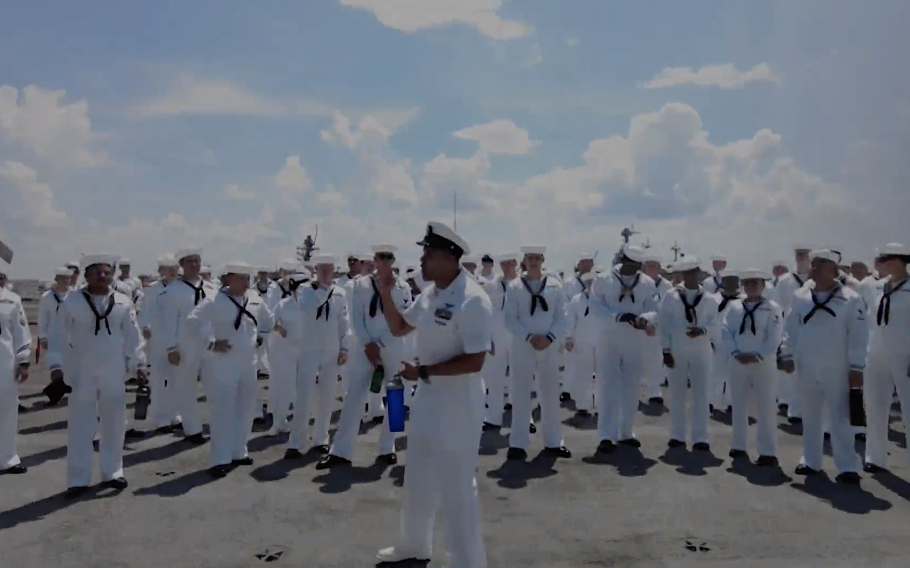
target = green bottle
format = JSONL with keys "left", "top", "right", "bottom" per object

{"left": 369, "top": 364, "right": 385, "bottom": 394}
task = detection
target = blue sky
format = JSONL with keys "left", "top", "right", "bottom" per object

{"left": 1, "top": 0, "right": 907, "bottom": 277}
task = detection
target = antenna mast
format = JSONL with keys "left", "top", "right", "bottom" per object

{"left": 453, "top": 190, "right": 457, "bottom": 231}
{"left": 671, "top": 240, "right": 681, "bottom": 262}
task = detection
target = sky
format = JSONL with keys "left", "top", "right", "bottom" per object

{"left": 1, "top": 0, "right": 908, "bottom": 278}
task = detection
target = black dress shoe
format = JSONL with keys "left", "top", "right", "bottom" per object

{"left": 208, "top": 465, "right": 231, "bottom": 478}
{"left": 482, "top": 422, "right": 501, "bottom": 432}
{"left": 92, "top": 440, "right": 100, "bottom": 451}
{"left": 863, "top": 463, "right": 887, "bottom": 474}
{"left": 692, "top": 442, "right": 710, "bottom": 451}
{"left": 184, "top": 433, "right": 207, "bottom": 445}
{"left": 836, "top": 472, "right": 861, "bottom": 485}
{"left": 155, "top": 425, "right": 175, "bottom": 435}
{"left": 376, "top": 453, "right": 397, "bottom": 465}
{"left": 18, "top": 404, "right": 27, "bottom": 413}
{"left": 529, "top": 423, "right": 537, "bottom": 434}
{"left": 124, "top": 429, "right": 145, "bottom": 440}
{"left": 0, "top": 464, "right": 27, "bottom": 475}
{"left": 504, "top": 403, "right": 512, "bottom": 411}
{"left": 787, "top": 417, "right": 802, "bottom": 425}
{"left": 64, "top": 486, "right": 89, "bottom": 500}
{"left": 855, "top": 432, "right": 866, "bottom": 442}
{"left": 542, "top": 446, "right": 571, "bottom": 458}
{"left": 596, "top": 440, "right": 616, "bottom": 454}
{"left": 575, "top": 409, "right": 591, "bottom": 418}
{"left": 232, "top": 457, "right": 254, "bottom": 466}
{"left": 315, "top": 454, "right": 352, "bottom": 470}
{"left": 729, "top": 449, "right": 748, "bottom": 459}
{"left": 284, "top": 449, "right": 305, "bottom": 460}
{"left": 648, "top": 397, "right": 663, "bottom": 405}
{"left": 559, "top": 392, "right": 571, "bottom": 402}
{"left": 103, "top": 477, "right": 128, "bottom": 489}
{"left": 506, "top": 447, "right": 528, "bottom": 460}
{"left": 756, "top": 455, "right": 779, "bottom": 467}
{"left": 618, "top": 438, "right": 641, "bottom": 448}
{"left": 795, "top": 464, "right": 820, "bottom": 476}
{"left": 126, "top": 378, "right": 138, "bottom": 386}
{"left": 668, "top": 439, "right": 686, "bottom": 449}
{"left": 310, "top": 444, "right": 330, "bottom": 455}
{"left": 172, "top": 422, "right": 184, "bottom": 431}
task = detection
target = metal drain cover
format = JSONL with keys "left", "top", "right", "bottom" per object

{"left": 255, "top": 545, "right": 286, "bottom": 562}
{"left": 684, "top": 540, "right": 710, "bottom": 552}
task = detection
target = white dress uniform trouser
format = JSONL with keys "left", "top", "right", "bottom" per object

{"left": 709, "top": 347, "right": 733, "bottom": 409}
{"left": 864, "top": 350, "right": 910, "bottom": 468}
{"left": 290, "top": 348, "right": 340, "bottom": 450}
{"left": 170, "top": 345, "right": 205, "bottom": 436}
{"left": 597, "top": 329, "right": 646, "bottom": 442}
{"left": 778, "top": 369, "right": 802, "bottom": 418}
{"left": 509, "top": 339, "right": 562, "bottom": 450}
{"left": 797, "top": 361, "right": 861, "bottom": 474}
{"left": 68, "top": 370, "right": 127, "bottom": 487}
{"left": 330, "top": 343, "right": 401, "bottom": 460}
{"left": 266, "top": 336, "right": 299, "bottom": 431}
{"left": 256, "top": 340, "right": 270, "bottom": 376}
{"left": 482, "top": 330, "right": 511, "bottom": 426}
{"left": 201, "top": 350, "right": 258, "bottom": 467}
{"left": 729, "top": 358, "right": 778, "bottom": 456}
{"left": 667, "top": 344, "right": 712, "bottom": 445}
{"left": 397, "top": 381, "right": 486, "bottom": 568}
{"left": 567, "top": 342, "right": 597, "bottom": 412}
{"left": 0, "top": 366, "right": 20, "bottom": 469}
{"left": 148, "top": 339, "right": 178, "bottom": 428}
{"left": 642, "top": 335, "right": 664, "bottom": 400}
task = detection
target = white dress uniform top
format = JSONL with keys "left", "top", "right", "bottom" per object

{"left": 779, "top": 250, "right": 868, "bottom": 476}
{"left": 589, "top": 244, "right": 659, "bottom": 445}
{"left": 480, "top": 253, "right": 517, "bottom": 427}
{"left": 720, "top": 269, "right": 784, "bottom": 459}
{"left": 292, "top": 258, "right": 351, "bottom": 452}
{"left": 36, "top": 269, "right": 72, "bottom": 349}
{"left": 504, "top": 245, "right": 567, "bottom": 452}
{"left": 158, "top": 247, "right": 219, "bottom": 440}
{"left": 254, "top": 269, "right": 275, "bottom": 377}
{"left": 265, "top": 259, "right": 304, "bottom": 430}
{"left": 0, "top": 286, "right": 31, "bottom": 471}
{"left": 657, "top": 257, "right": 720, "bottom": 447}
{"left": 392, "top": 267, "right": 491, "bottom": 568}
{"left": 773, "top": 248, "right": 812, "bottom": 420}
{"left": 186, "top": 263, "right": 274, "bottom": 468}
{"left": 564, "top": 272, "right": 598, "bottom": 413}
{"left": 336, "top": 261, "right": 360, "bottom": 395}
{"left": 702, "top": 254, "right": 727, "bottom": 293}
{"left": 329, "top": 245, "right": 412, "bottom": 462}
{"left": 643, "top": 253, "right": 674, "bottom": 402}
{"left": 46, "top": 254, "right": 146, "bottom": 488}
{"left": 864, "top": 244, "right": 910, "bottom": 470}
{"left": 136, "top": 254, "right": 180, "bottom": 429}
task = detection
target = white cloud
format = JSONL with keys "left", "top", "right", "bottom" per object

{"left": 642, "top": 62, "right": 780, "bottom": 89}
{"left": 225, "top": 184, "right": 257, "bottom": 201}
{"left": 131, "top": 74, "right": 333, "bottom": 118}
{"left": 453, "top": 120, "right": 539, "bottom": 155}
{"left": 274, "top": 156, "right": 313, "bottom": 193}
{"left": 336, "top": 0, "right": 528, "bottom": 40}
{"left": 0, "top": 85, "right": 107, "bottom": 169}
{"left": 566, "top": 36, "right": 578, "bottom": 47}
{"left": 0, "top": 161, "right": 68, "bottom": 230}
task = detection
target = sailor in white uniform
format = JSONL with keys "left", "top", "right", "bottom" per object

{"left": 773, "top": 245, "right": 813, "bottom": 423}
{"left": 563, "top": 252, "right": 596, "bottom": 302}
{"left": 264, "top": 258, "right": 302, "bottom": 428}
{"left": 564, "top": 271, "right": 598, "bottom": 417}
{"left": 863, "top": 243, "right": 910, "bottom": 473}
{"left": 37, "top": 267, "right": 75, "bottom": 406}
{"left": 253, "top": 266, "right": 274, "bottom": 379}
{"left": 641, "top": 250, "right": 673, "bottom": 405}
{"left": 481, "top": 253, "right": 518, "bottom": 430}
{"left": 504, "top": 245, "right": 571, "bottom": 460}
{"left": 658, "top": 256, "right": 720, "bottom": 450}
{"left": 374, "top": 221, "right": 490, "bottom": 568}
{"left": 186, "top": 262, "right": 273, "bottom": 477}
{"left": 47, "top": 254, "right": 147, "bottom": 498}
{"left": 0, "top": 272, "right": 31, "bottom": 475}
{"left": 710, "top": 272, "right": 742, "bottom": 415}
{"left": 461, "top": 256, "right": 479, "bottom": 277}
{"left": 721, "top": 269, "right": 784, "bottom": 465}
{"left": 476, "top": 254, "right": 496, "bottom": 284}
{"left": 702, "top": 254, "right": 727, "bottom": 293}
{"left": 589, "top": 244, "right": 659, "bottom": 453}
{"left": 779, "top": 249, "right": 867, "bottom": 484}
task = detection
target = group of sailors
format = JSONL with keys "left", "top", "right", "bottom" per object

{"left": 0, "top": 225, "right": 908, "bottom": 567}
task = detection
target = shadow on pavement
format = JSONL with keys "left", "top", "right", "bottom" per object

{"left": 485, "top": 451, "right": 558, "bottom": 490}
{"left": 249, "top": 454, "right": 321, "bottom": 482}
{"left": 870, "top": 470, "right": 910, "bottom": 502}
{"left": 312, "top": 461, "right": 393, "bottom": 494}
{"left": 0, "top": 487, "right": 104, "bottom": 531}
{"left": 133, "top": 469, "right": 220, "bottom": 498}
{"left": 659, "top": 447, "right": 724, "bottom": 476}
{"left": 790, "top": 473, "right": 892, "bottom": 514}
{"left": 582, "top": 446, "right": 657, "bottom": 477}
{"left": 726, "top": 456, "right": 792, "bottom": 487}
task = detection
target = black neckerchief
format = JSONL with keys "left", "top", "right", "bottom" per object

{"left": 793, "top": 274, "right": 805, "bottom": 287}
{"left": 521, "top": 276, "right": 549, "bottom": 315}
{"left": 678, "top": 287, "right": 703, "bottom": 324}
{"left": 314, "top": 283, "right": 335, "bottom": 321}
{"left": 713, "top": 275, "right": 722, "bottom": 293}
{"left": 369, "top": 277, "right": 384, "bottom": 318}
{"left": 52, "top": 291, "right": 63, "bottom": 312}
{"left": 617, "top": 271, "right": 640, "bottom": 303}
{"left": 181, "top": 278, "right": 206, "bottom": 305}
{"left": 740, "top": 300, "right": 763, "bottom": 335}
{"left": 583, "top": 291, "right": 590, "bottom": 317}
{"left": 500, "top": 279, "right": 507, "bottom": 310}
{"left": 278, "top": 282, "right": 291, "bottom": 299}
{"left": 718, "top": 294, "right": 739, "bottom": 312}
{"left": 877, "top": 277, "right": 908, "bottom": 326}
{"left": 803, "top": 286, "right": 840, "bottom": 323}
{"left": 256, "top": 281, "right": 269, "bottom": 294}
{"left": 772, "top": 277, "right": 779, "bottom": 287}
{"left": 82, "top": 290, "right": 115, "bottom": 335}
{"left": 223, "top": 291, "right": 257, "bottom": 330}
{"left": 576, "top": 276, "right": 584, "bottom": 292}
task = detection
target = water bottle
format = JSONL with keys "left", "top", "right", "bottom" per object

{"left": 134, "top": 386, "right": 151, "bottom": 421}
{"left": 369, "top": 364, "right": 385, "bottom": 394}
{"left": 386, "top": 376, "right": 406, "bottom": 433}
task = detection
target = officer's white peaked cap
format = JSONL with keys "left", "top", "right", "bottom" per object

{"left": 417, "top": 221, "right": 471, "bottom": 257}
